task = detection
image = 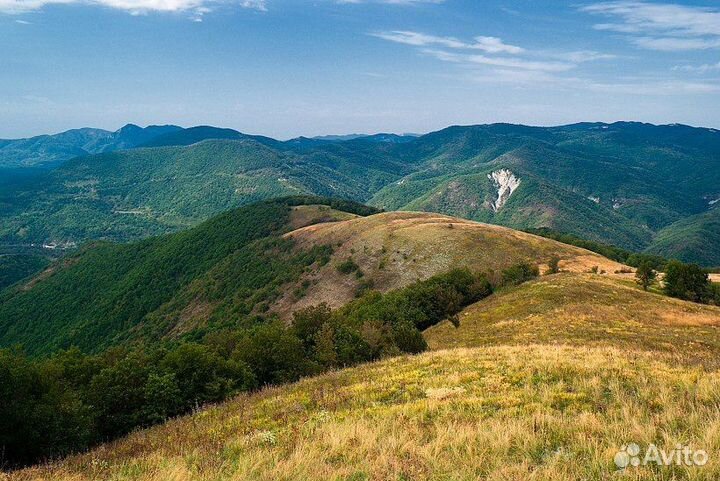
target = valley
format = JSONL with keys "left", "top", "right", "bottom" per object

{"left": 1, "top": 121, "right": 719, "bottom": 266}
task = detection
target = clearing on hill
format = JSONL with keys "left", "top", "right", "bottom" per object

{"left": 272, "top": 211, "right": 625, "bottom": 316}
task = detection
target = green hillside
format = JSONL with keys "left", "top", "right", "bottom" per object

{"left": 646, "top": 207, "right": 720, "bottom": 267}
{"left": 0, "top": 254, "right": 49, "bottom": 290}
{"left": 0, "top": 197, "right": 378, "bottom": 355}
{"left": 0, "top": 140, "right": 402, "bottom": 248}
{"left": 2, "top": 122, "right": 718, "bottom": 265}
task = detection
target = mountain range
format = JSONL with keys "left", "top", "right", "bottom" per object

{"left": 1, "top": 121, "right": 718, "bottom": 265}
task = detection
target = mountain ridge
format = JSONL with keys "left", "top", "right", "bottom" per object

{"left": 1, "top": 121, "right": 718, "bottom": 265}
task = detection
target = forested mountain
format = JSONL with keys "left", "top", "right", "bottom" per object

{"left": 0, "top": 198, "right": 378, "bottom": 355}
{"left": 0, "top": 124, "right": 182, "bottom": 168}
{"left": 1, "top": 122, "right": 718, "bottom": 265}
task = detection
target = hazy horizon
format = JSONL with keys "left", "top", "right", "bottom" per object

{"left": 4, "top": 118, "right": 720, "bottom": 142}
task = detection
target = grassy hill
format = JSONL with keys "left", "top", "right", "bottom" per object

{"left": 2, "top": 121, "right": 718, "bottom": 265}
{"left": 272, "top": 211, "right": 622, "bottom": 316}
{"left": 426, "top": 273, "right": 720, "bottom": 364}
{"left": 15, "top": 340, "right": 720, "bottom": 479}
{"left": 5, "top": 203, "right": 720, "bottom": 479}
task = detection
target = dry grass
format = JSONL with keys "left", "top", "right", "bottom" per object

{"left": 286, "top": 205, "right": 359, "bottom": 231}
{"left": 425, "top": 272, "right": 720, "bottom": 366}
{"left": 273, "top": 211, "right": 624, "bottom": 317}
{"left": 14, "top": 345, "right": 720, "bottom": 481}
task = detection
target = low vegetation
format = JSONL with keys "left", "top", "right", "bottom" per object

{"left": 425, "top": 273, "right": 720, "bottom": 364}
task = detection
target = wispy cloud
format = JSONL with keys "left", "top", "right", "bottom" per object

{"left": 581, "top": 1, "right": 720, "bottom": 51}
{"left": 372, "top": 30, "right": 612, "bottom": 72}
{"left": 466, "top": 69, "right": 720, "bottom": 95}
{"left": 421, "top": 49, "right": 574, "bottom": 72}
{"left": 337, "top": 0, "right": 445, "bottom": 4}
{"left": 673, "top": 61, "right": 720, "bottom": 73}
{"left": 0, "top": 0, "right": 266, "bottom": 15}
{"left": 369, "top": 31, "right": 524, "bottom": 53}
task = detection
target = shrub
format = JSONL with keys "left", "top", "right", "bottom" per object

{"left": 337, "top": 257, "right": 360, "bottom": 274}
{"left": 501, "top": 263, "right": 540, "bottom": 286}
{"left": 547, "top": 255, "right": 561, "bottom": 274}
{"left": 635, "top": 261, "right": 657, "bottom": 291}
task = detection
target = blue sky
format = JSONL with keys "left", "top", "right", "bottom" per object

{"left": 2, "top": 0, "right": 719, "bottom": 138}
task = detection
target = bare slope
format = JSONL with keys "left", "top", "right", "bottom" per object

{"left": 272, "top": 211, "right": 625, "bottom": 316}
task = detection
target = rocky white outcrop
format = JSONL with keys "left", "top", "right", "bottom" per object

{"left": 487, "top": 169, "right": 521, "bottom": 212}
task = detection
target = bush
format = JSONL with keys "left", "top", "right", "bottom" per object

{"left": 664, "top": 260, "right": 711, "bottom": 303}
{"left": 635, "top": 261, "right": 657, "bottom": 291}
{"left": 337, "top": 257, "right": 360, "bottom": 274}
{"left": 711, "top": 282, "right": 720, "bottom": 306}
{"left": 501, "top": 263, "right": 539, "bottom": 286}
{"left": 547, "top": 256, "right": 561, "bottom": 274}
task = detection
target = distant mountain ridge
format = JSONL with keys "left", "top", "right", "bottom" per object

{"left": 0, "top": 121, "right": 718, "bottom": 265}
{"left": 0, "top": 124, "right": 182, "bottom": 168}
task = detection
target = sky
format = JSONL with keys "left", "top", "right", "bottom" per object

{"left": 1, "top": 0, "right": 720, "bottom": 139}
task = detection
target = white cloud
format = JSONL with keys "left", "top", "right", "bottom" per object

{"left": 673, "top": 61, "right": 720, "bottom": 73}
{"left": 633, "top": 36, "right": 720, "bottom": 51}
{"left": 371, "top": 30, "right": 466, "bottom": 48}
{"left": 471, "top": 36, "right": 524, "bottom": 54}
{"left": 581, "top": 1, "right": 720, "bottom": 51}
{"left": 0, "top": 0, "right": 266, "bottom": 14}
{"left": 422, "top": 49, "right": 574, "bottom": 72}
{"left": 370, "top": 30, "right": 524, "bottom": 54}
{"left": 373, "top": 30, "right": 611, "bottom": 73}
{"left": 545, "top": 50, "right": 617, "bottom": 62}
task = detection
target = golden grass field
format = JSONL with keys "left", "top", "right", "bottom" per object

{"left": 426, "top": 273, "right": 720, "bottom": 366}
{"left": 13, "top": 344, "right": 720, "bottom": 481}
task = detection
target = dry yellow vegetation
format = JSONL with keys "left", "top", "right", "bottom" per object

{"left": 425, "top": 273, "right": 720, "bottom": 366}
{"left": 13, "top": 345, "right": 720, "bottom": 481}
{"left": 273, "top": 211, "right": 624, "bottom": 316}
{"left": 286, "top": 205, "right": 360, "bottom": 231}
